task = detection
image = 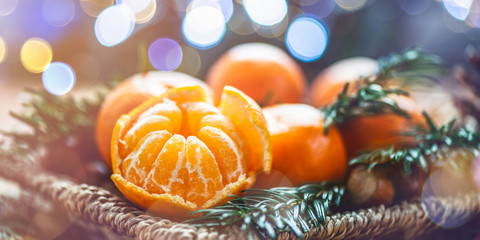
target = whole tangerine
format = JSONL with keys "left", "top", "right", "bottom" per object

{"left": 206, "top": 42, "right": 306, "bottom": 106}
{"left": 338, "top": 95, "right": 426, "bottom": 158}
{"left": 95, "top": 71, "right": 212, "bottom": 169}
{"left": 261, "top": 104, "right": 347, "bottom": 186}
{"left": 309, "top": 57, "right": 426, "bottom": 158}
{"left": 309, "top": 57, "right": 378, "bottom": 107}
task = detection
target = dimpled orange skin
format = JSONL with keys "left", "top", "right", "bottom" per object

{"left": 206, "top": 42, "right": 307, "bottom": 106}
{"left": 262, "top": 104, "right": 347, "bottom": 186}
{"left": 95, "top": 71, "right": 212, "bottom": 169}
{"left": 338, "top": 96, "right": 426, "bottom": 158}
{"left": 309, "top": 57, "right": 378, "bottom": 107}
{"left": 110, "top": 85, "right": 272, "bottom": 219}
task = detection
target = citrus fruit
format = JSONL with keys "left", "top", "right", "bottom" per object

{"left": 110, "top": 85, "right": 271, "bottom": 218}
{"left": 338, "top": 95, "right": 426, "bottom": 158}
{"left": 95, "top": 71, "right": 212, "bottom": 169}
{"left": 206, "top": 42, "right": 306, "bottom": 106}
{"left": 261, "top": 104, "right": 347, "bottom": 186}
{"left": 309, "top": 57, "right": 378, "bottom": 107}
{"left": 308, "top": 57, "right": 426, "bottom": 158}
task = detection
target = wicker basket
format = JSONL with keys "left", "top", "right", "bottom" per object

{"left": 1, "top": 154, "right": 480, "bottom": 240}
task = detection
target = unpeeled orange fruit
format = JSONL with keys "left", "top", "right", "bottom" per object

{"left": 110, "top": 85, "right": 271, "bottom": 219}
{"left": 262, "top": 104, "right": 347, "bottom": 186}
{"left": 95, "top": 71, "right": 212, "bottom": 169}
{"left": 309, "top": 58, "right": 426, "bottom": 158}
{"left": 338, "top": 95, "right": 425, "bottom": 158}
{"left": 309, "top": 57, "right": 378, "bottom": 107}
{"left": 206, "top": 42, "right": 306, "bottom": 106}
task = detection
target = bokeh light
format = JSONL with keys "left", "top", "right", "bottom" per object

{"left": 285, "top": 17, "right": 328, "bottom": 62}
{"left": 443, "top": 9, "right": 471, "bottom": 33}
{"left": 444, "top": 0, "right": 474, "bottom": 21}
{"left": 398, "top": 0, "right": 431, "bottom": 15}
{"left": 182, "top": 5, "right": 226, "bottom": 49}
{"left": 422, "top": 167, "right": 474, "bottom": 229}
{"left": 79, "top": 0, "right": 114, "bottom": 17}
{"left": 0, "top": 37, "right": 6, "bottom": 64}
{"left": 228, "top": 6, "right": 258, "bottom": 35}
{"left": 301, "top": 0, "right": 335, "bottom": 19}
{"left": 243, "top": 0, "right": 288, "bottom": 26}
{"left": 336, "top": 0, "right": 368, "bottom": 11}
{"left": 20, "top": 38, "right": 53, "bottom": 73}
{"left": 254, "top": 16, "right": 289, "bottom": 39}
{"left": 295, "top": 0, "right": 319, "bottom": 6}
{"left": 42, "top": 0, "right": 76, "bottom": 27}
{"left": 0, "top": 0, "right": 18, "bottom": 16}
{"left": 42, "top": 62, "right": 76, "bottom": 95}
{"left": 148, "top": 38, "right": 183, "bottom": 71}
{"left": 176, "top": 46, "right": 202, "bottom": 76}
{"left": 190, "top": 0, "right": 234, "bottom": 22}
{"left": 95, "top": 4, "right": 135, "bottom": 47}
{"left": 116, "top": 0, "right": 156, "bottom": 23}
{"left": 467, "top": 1, "right": 480, "bottom": 28}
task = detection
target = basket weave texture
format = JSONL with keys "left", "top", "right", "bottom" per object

{"left": 1, "top": 156, "right": 480, "bottom": 240}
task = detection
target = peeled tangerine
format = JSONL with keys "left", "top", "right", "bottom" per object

{"left": 111, "top": 85, "right": 272, "bottom": 219}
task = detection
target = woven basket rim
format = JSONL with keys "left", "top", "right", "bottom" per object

{"left": 1, "top": 156, "right": 480, "bottom": 240}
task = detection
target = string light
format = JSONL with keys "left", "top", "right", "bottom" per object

{"left": 148, "top": 38, "right": 183, "bottom": 71}
{"left": 42, "top": 0, "right": 76, "bottom": 27}
{"left": 42, "top": 62, "right": 76, "bottom": 95}
{"left": 79, "top": 0, "right": 114, "bottom": 17}
{"left": 20, "top": 38, "right": 53, "bottom": 73}
{"left": 336, "top": 0, "right": 368, "bottom": 11}
{"left": 182, "top": 5, "right": 226, "bottom": 49}
{"left": 0, "top": 37, "right": 6, "bottom": 64}
{"left": 243, "top": 0, "right": 288, "bottom": 26}
{"left": 285, "top": 17, "right": 328, "bottom": 62}
{"left": 116, "top": 0, "right": 156, "bottom": 23}
{"left": 443, "top": 0, "right": 474, "bottom": 21}
{"left": 94, "top": 4, "right": 135, "bottom": 47}
{"left": 0, "top": 0, "right": 18, "bottom": 16}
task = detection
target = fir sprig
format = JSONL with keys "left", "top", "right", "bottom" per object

{"left": 350, "top": 112, "right": 480, "bottom": 174}
{"left": 321, "top": 48, "right": 445, "bottom": 132}
{"left": 375, "top": 48, "right": 446, "bottom": 84}
{"left": 322, "top": 82, "right": 411, "bottom": 133}
{"left": 1, "top": 88, "right": 106, "bottom": 151}
{"left": 186, "top": 182, "right": 345, "bottom": 240}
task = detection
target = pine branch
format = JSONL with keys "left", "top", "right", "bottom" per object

{"left": 322, "top": 48, "right": 445, "bottom": 133}
{"left": 322, "top": 82, "right": 411, "bottom": 133}
{"left": 186, "top": 182, "right": 344, "bottom": 240}
{"left": 1, "top": 87, "right": 106, "bottom": 154}
{"left": 375, "top": 48, "right": 446, "bottom": 85}
{"left": 350, "top": 111, "right": 480, "bottom": 175}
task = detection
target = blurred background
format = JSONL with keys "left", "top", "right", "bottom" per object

{"left": 0, "top": 0, "right": 479, "bottom": 128}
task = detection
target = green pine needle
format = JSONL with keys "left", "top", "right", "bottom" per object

{"left": 321, "top": 48, "right": 445, "bottom": 133}
{"left": 186, "top": 182, "right": 344, "bottom": 240}
{"left": 322, "top": 82, "right": 411, "bottom": 133}
{"left": 1, "top": 87, "right": 106, "bottom": 153}
{"left": 350, "top": 111, "right": 480, "bottom": 175}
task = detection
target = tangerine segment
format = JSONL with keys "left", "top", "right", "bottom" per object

{"left": 184, "top": 136, "right": 224, "bottom": 205}
{"left": 180, "top": 101, "right": 221, "bottom": 136}
{"left": 197, "top": 126, "right": 246, "bottom": 185}
{"left": 218, "top": 86, "right": 272, "bottom": 173}
{"left": 143, "top": 134, "right": 188, "bottom": 198}
{"left": 120, "top": 115, "right": 172, "bottom": 158}
{"left": 121, "top": 130, "right": 172, "bottom": 187}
